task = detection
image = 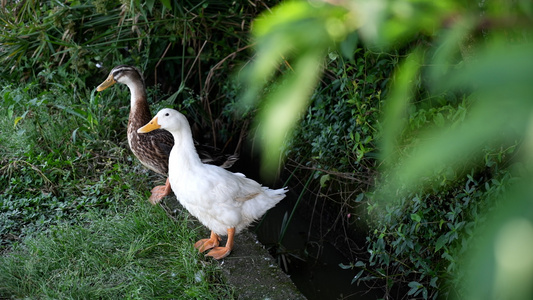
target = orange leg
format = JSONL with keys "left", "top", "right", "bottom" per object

{"left": 148, "top": 177, "right": 172, "bottom": 205}
{"left": 206, "top": 228, "right": 235, "bottom": 260}
{"left": 194, "top": 231, "right": 221, "bottom": 252}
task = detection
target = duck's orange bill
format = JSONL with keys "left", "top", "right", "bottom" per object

{"left": 138, "top": 116, "right": 161, "bottom": 133}
{"left": 96, "top": 74, "right": 116, "bottom": 91}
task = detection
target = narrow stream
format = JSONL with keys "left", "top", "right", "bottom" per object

{"left": 253, "top": 194, "right": 382, "bottom": 300}
{"left": 231, "top": 150, "right": 384, "bottom": 299}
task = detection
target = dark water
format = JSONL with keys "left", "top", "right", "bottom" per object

{"left": 229, "top": 150, "right": 383, "bottom": 299}
{"left": 252, "top": 189, "right": 383, "bottom": 300}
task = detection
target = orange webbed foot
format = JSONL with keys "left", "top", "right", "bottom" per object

{"left": 204, "top": 228, "right": 235, "bottom": 260}
{"left": 194, "top": 231, "right": 220, "bottom": 252}
{"left": 148, "top": 178, "right": 171, "bottom": 205}
{"left": 206, "top": 247, "right": 232, "bottom": 260}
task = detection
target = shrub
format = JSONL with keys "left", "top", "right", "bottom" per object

{"left": 364, "top": 169, "right": 515, "bottom": 299}
{"left": 288, "top": 49, "right": 396, "bottom": 175}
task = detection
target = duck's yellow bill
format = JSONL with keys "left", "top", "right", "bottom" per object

{"left": 138, "top": 116, "right": 161, "bottom": 133}
{"left": 96, "top": 75, "right": 116, "bottom": 91}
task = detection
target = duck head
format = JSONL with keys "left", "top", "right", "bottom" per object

{"left": 137, "top": 108, "right": 189, "bottom": 134}
{"left": 96, "top": 65, "right": 144, "bottom": 91}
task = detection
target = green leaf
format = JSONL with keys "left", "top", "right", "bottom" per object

{"left": 380, "top": 50, "right": 422, "bottom": 167}
{"left": 257, "top": 49, "right": 324, "bottom": 176}
{"left": 320, "top": 174, "right": 330, "bottom": 187}
{"left": 338, "top": 263, "right": 352, "bottom": 270}
{"left": 430, "top": 277, "right": 438, "bottom": 288}
{"left": 340, "top": 31, "right": 358, "bottom": 62}
{"left": 410, "top": 213, "right": 422, "bottom": 223}
{"left": 159, "top": 0, "right": 171, "bottom": 10}
{"left": 351, "top": 269, "right": 364, "bottom": 285}
{"left": 355, "top": 193, "right": 365, "bottom": 203}
{"left": 146, "top": 0, "right": 155, "bottom": 13}
{"left": 435, "top": 234, "right": 448, "bottom": 252}
{"left": 407, "top": 281, "right": 422, "bottom": 296}
{"left": 354, "top": 260, "right": 366, "bottom": 268}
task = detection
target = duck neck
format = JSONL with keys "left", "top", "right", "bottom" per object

{"left": 170, "top": 124, "right": 203, "bottom": 169}
{"left": 127, "top": 82, "right": 152, "bottom": 131}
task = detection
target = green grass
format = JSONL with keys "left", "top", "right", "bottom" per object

{"left": 0, "top": 76, "right": 234, "bottom": 298}
{"left": 0, "top": 203, "right": 234, "bottom": 299}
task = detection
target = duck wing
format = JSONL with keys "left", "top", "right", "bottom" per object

{"left": 129, "top": 127, "right": 174, "bottom": 175}
{"left": 196, "top": 143, "right": 239, "bottom": 169}
{"left": 149, "top": 129, "right": 174, "bottom": 155}
{"left": 225, "top": 172, "right": 265, "bottom": 203}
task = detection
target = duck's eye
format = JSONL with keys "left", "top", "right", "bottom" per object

{"left": 165, "top": 113, "right": 169, "bottom": 116}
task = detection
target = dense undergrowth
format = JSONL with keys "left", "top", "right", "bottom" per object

{"left": 242, "top": 1, "right": 533, "bottom": 299}
{"left": 2, "top": 0, "right": 533, "bottom": 299}
{"left": 284, "top": 52, "right": 521, "bottom": 299}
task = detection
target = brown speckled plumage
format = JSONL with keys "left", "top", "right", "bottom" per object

{"left": 125, "top": 80, "right": 173, "bottom": 175}
{"left": 96, "top": 65, "right": 237, "bottom": 178}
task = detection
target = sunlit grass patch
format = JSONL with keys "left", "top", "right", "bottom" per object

{"left": 0, "top": 202, "right": 234, "bottom": 299}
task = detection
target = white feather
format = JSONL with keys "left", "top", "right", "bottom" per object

{"left": 149, "top": 108, "right": 287, "bottom": 236}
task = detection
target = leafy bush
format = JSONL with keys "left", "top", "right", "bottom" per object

{"left": 242, "top": 1, "right": 533, "bottom": 299}
{"left": 0, "top": 0, "right": 276, "bottom": 96}
{"left": 288, "top": 49, "right": 395, "bottom": 174}
{"left": 364, "top": 159, "right": 517, "bottom": 299}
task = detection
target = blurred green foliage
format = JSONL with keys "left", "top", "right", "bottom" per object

{"left": 243, "top": 0, "right": 533, "bottom": 299}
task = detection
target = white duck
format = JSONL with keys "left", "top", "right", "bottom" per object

{"left": 138, "top": 108, "right": 287, "bottom": 259}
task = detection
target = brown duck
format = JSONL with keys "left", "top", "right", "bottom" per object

{"left": 96, "top": 65, "right": 237, "bottom": 204}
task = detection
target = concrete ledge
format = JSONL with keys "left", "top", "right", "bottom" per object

{"left": 218, "top": 230, "right": 306, "bottom": 300}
